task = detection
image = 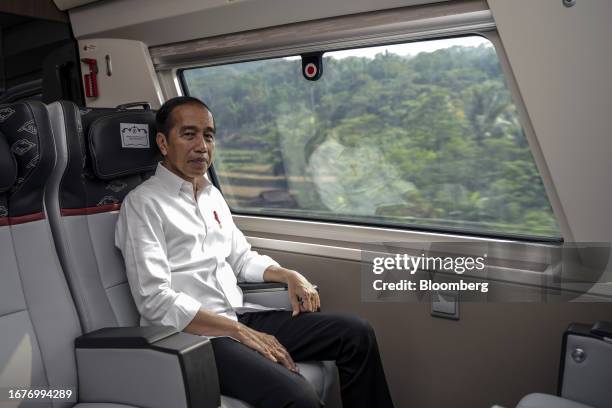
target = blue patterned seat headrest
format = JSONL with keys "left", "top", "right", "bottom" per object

{"left": 0, "top": 133, "right": 17, "bottom": 193}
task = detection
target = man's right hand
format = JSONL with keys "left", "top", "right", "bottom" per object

{"left": 183, "top": 308, "right": 298, "bottom": 373}
{"left": 234, "top": 323, "right": 299, "bottom": 373}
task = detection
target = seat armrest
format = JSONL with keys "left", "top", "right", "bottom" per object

{"left": 75, "top": 326, "right": 220, "bottom": 408}
{"left": 239, "top": 282, "right": 319, "bottom": 310}
{"left": 240, "top": 282, "right": 290, "bottom": 309}
{"left": 238, "top": 282, "right": 319, "bottom": 310}
{"left": 239, "top": 282, "right": 288, "bottom": 292}
{"left": 75, "top": 326, "right": 177, "bottom": 348}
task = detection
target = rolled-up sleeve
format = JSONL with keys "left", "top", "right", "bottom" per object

{"left": 115, "top": 195, "right": 201, "bottom": 330}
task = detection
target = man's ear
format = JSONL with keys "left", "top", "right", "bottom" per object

{"left": 156, "top": 132, "right": 168, "bottom": 156}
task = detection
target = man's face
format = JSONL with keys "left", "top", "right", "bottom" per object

{"left": 156, "top": 103, "right": 215, "bottom": 182}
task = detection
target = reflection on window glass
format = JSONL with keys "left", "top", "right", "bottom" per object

{"left": 182, "top": 36, "right": 561, "bottom": 239}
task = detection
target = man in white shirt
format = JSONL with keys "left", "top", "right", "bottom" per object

{"left": 115, "top": 96, "right": 394, "bottom": 408}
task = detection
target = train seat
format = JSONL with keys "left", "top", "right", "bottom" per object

{"left": 516, "top": 393, "right": 592, "bottom": 408}
{"left": 45, "top": 100, "right": 339, "bottom": 408}
{"left": 0, "top": 101, "right": 168, "bottom": 408}
{"left": 511, "top": 322, "right": 612, "bottom": 408}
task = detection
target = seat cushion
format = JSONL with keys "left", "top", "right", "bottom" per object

{"left": 298, "top": 360, "right": 337, "bottom": 401}
{"left": 221, "top": 395, "right": 253, "bottom": 408}
{"left": 220, "top": 360, "right": 338, "bottom": 408}
{"left": 517, "top": 393, "right": 594, "bottom": 408}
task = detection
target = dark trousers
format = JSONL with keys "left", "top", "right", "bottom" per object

{"left": 210, "top": 311, "right": 394, "bottom": 408}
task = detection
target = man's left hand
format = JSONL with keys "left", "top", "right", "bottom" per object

{"left": 285, "top": 269, "right": 320, "bottom": 316}
{"left": 263, "top": 266, "right": 320, "bottom": 316}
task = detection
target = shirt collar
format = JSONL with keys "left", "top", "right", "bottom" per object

{"left": 154, "top": 162, "right": 211, "bottom": 197}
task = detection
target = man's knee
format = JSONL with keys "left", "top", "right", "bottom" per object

{"left": 281, "top": 378, "right": 321, "bottom": 408}
{"left": 334, "top": 314, "right": 378, "bottom": 356}
{"left": 336, "top": 314, "right": 375, "bottom": 338}
{"left": 293, "top": 387, "right": 322, "bottom": 408}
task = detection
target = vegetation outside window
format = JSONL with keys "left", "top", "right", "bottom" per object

{"left": 181, "top": 36, "right": 561, "bottom": 240}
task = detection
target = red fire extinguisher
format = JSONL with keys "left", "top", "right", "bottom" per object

{"left": 81, "top": 58, "right": 99, "bottom": 98}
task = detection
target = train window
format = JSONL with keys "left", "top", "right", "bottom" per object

{"left": 181, "top": 36, "right": 561, "bottom": 240}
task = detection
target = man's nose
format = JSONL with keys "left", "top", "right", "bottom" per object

{"left": 194, "top": 135, "right": 207, "bottom": 151}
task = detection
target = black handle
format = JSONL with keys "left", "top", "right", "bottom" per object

{"left": 591, "top": 321, "right": 612, "bottom": 337}
{"left": 116, "top": 101, "right": 151, "bottom": 110}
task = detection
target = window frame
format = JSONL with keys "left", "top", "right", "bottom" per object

{"left": 178, "top": 31, "right": 564, "bottom": 243}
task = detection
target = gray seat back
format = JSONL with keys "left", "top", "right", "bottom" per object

{"left": 0, "top": 102, "right": 82, "bottom": 408}
{"left": 46, "top": 101, "right": 159, "bottom": 332}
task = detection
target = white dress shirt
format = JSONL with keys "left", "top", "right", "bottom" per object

{"left": 115, "top": 163, "right": 279, "bottom": 330}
